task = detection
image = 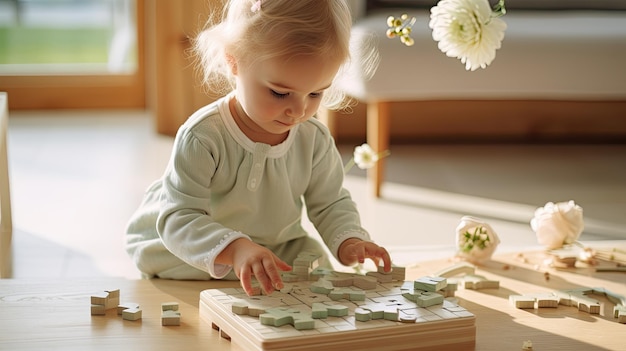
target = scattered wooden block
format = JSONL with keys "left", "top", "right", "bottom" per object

{"left": 122, "top": 308, "right": 142, "bottom": 321}
{"left": 509, "top": 295, "right": 536, "bottom": 309}
{"left": 161, "top": 302, "right": 179, "bottom": 311}
{"left": 462, "top": 274, "right": 499, "bottom": 290}
{"left": 117, "top": 302, "right": 140, "bottom": 315}
{"left": 161, "top": 310, "right": 181, "bottom": 326}
{"left": 522, "top": 339, "right": 533, "bottom": 350}
{"left": 90, "top": 304, "right": 106, "bottom": 316}
{"left": 104, "top": 289, "right": 120, "bottom": 310}
{"left": 162, "top": 301, "right": 181, "bottom": 326}
{"left": 614, "top": 305, "right": 626, "bottom": 324}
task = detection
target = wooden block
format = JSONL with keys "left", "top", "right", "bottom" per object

{"left": 414, "top": 276, "right": 447, "bottom": 292}
{"left": 535, "top": 295, "right": 559, "bottom": 308}
{"left": 161, "top": 302, "right": 179, "bottom": 311}
{"left": 310, "top": 302, "right": 348, "bottom": 319}
{"left": 90, "top": 292, "right": 109, "bottom": 306}
{"left": 463, "top": 275, "right": 499, "bottom": 290}
{"left": 310, "top": 279, "right": 334, "bottom": 294}
{"left": 442, "top": 280, "right": 458, "bottom": 297}
{"left": 117, "top": 302, "right": 140, "bottom": 315}
{"left": 104, "top": 289, "right": 120, "bottom": 310}
{"left": 522, "top": 340, "right": 533, "bottom": 350}
{"left": 613, "top": 305, "right": 626, "bottom": 321}
{"left": 259, "top": 307, "right": 315, "bottom": 330}
{"left": 329, "top": 287, "right": 365, "bottom": 301}
{"left": 90, "top": 304, "right": 106, "bottom": 315}
{"left": 366, "top": 271, "right": 393, "bottom": 283}
{"left": 122, "top": 308, "right": 142, "bottom": 321}
{"left": 509, "top": 295, "right": 535, "bottom": 309}
{"left": 162, "top": 310, "right": 181, "bottom": 326}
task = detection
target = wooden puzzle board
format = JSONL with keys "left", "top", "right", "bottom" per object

{"left": 200, "top": 280, "right": 475, "bottom": 351}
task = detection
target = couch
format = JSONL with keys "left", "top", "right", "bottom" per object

{"left": 329, "top": 0, "right": 626, "bottom": 197}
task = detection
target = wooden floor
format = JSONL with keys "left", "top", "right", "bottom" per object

{"left": 6, "top": 110, "right": 626, "bottom": 279}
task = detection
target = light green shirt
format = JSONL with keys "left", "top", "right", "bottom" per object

{"left": 126, "top": 94, "right": 370, "bottom": 279}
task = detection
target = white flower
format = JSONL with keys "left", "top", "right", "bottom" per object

{"left": 353, "top": 143, "right": 379, "bottom": 170}
{"left": 429, "top": 0, "right": 507, "bottom": 71}
{"left": 455, "top": 216, "right": 500, "bottom": 264}
{"left": 531, "top": 201, "right": 584, "bottom": 249}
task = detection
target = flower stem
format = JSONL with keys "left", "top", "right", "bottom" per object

{"left": 343, "top": 159, "right": 355, "bottom": 174}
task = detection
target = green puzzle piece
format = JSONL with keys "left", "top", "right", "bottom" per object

{"left": 259, "top": 307, "right": 316, "bottom": 330}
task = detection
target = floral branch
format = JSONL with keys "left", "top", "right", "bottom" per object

{"left": 386, "top": 0, "right": 508, "bottom": 71}
{"left": 344, "top": 143, "right": 391, "bottom": 174}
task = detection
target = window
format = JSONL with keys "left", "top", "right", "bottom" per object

{"left": 0, "top": 0, "right": 144, "bottom": 109}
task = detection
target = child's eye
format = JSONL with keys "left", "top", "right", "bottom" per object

{"left": 270, "top": 89, "right": 288, "bottom": 99}
{"left": 309, "top": 92, "right": 323, "bottom": 99}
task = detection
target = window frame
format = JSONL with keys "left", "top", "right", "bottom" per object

{"left": 0, "top": 0, "right": 146, "bottom": 110}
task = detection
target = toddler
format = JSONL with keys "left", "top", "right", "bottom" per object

{"left": 126, "top": 0, "right": 390, "bottom": 295}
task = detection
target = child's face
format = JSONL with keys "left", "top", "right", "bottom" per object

{"left": 234, "top": 54, "right": 342, "bottom": 138}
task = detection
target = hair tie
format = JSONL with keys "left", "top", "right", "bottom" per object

{"left": 251, "top": 0, "right": 261, "bottom": 13}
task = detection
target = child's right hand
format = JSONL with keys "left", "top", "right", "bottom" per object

{"left": 220, "top": 238, "right": 292, "bottom": 296}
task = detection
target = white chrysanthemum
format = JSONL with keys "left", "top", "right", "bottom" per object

{"left": 429, "top": 0, "right": 507, "bottom": 71}
{"left": 353, "top": 143, "right": 379, "bottom": 170}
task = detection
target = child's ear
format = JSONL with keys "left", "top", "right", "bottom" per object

{"left": 225, "top": 53, "right": 238, "bottom": 75}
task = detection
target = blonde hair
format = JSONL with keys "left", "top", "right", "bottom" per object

{"left": 192, "top": 0, "right": 378, "bottom": 110}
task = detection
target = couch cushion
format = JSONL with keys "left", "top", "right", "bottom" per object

{"left": 338, "top": 10, "right": 626, "bottom": 101}
{"left": 367, "top": 0, "right": 626, "bottom": 11}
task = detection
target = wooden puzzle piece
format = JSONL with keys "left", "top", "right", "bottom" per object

{"left": 310, "top": 279, "right": 334, "bottom": 294}
{"left": 117, "top": 302, "right": 141, "bottom": 321}
{"left": 461, "top": 274, "right": 499, "bottom": 290}
{"left": 441, "top": 280, "right": 458, "bottom": 297}
{"left": 402, "top": 290, "right": 444, "bottom": 308}
{"left": 122, "top": 307, "right": 142, "bottom": 321}
{"left": 162, "top": 310, "right": 181, "bottom": 326}
{"left": 104, "top": 289, "right": 120, "bottom": 310}
{"left": 117, "top": 302, "right": 140, "bottom": 315}
{"left": 509, "top": 293, "right": 558, "bottom": 309}
{"left": 161, "top": 301, "right": 179, "bottom": 311}
{"left": 561, "top": 288, "right": 601, "bottom": 314}
{"left": 161, "top": 301, "right": 181, "bottom": 326}
{"left": 354, "top": 303, "right": 393, "bottom": 322}
{"left": 90, "top": 289, "right": 120, "bottom": 315}
{"left": 230, "top": 296, "right": 285, "bottom": 317}
{"left": 413, "top": 276, "right": 447, "bottom": 292}
{"left": 613, "top": 305, "right": 626, "bottom": 323}
{"left": 522, "top": 340, "right": 533, "bottom": 350}
{"left": 259, "top": 307, "right": 315, "bottom": 330}
{"left": 311, "top": 302, "right": 348, "bottom": 319}
{"left": 511, "top": 287, "right": 626, "bottom": 317}
{"left": 328, "top": 287, "right": 365, "bottom": 301}
{"left": 591, "top": 287, "right": 626, "bottom": 306}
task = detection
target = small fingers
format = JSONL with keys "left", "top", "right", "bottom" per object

{"left": 362, "top": 243, "right": 392, "bottom": 272}
{"left": 251, "top": 260, "right": 274, "bottom": 295}
{"left": 239, "top": 266, "right": 254, "bottom": 296}
{"left": 262, "top": 256, "right": 285, "bottom": 292}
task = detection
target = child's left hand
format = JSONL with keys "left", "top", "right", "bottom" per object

{"left": 338, "top": 238, "right": 392, "bottom": 272}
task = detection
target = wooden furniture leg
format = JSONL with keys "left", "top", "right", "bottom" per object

{"left": 366, "top": 101, "right": 390, "bottom": 198}
{"left": 0, "top": 92, "right": 13, "bottom": 278}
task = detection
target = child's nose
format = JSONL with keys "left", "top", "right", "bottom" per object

{"left": 286, "top": 100, "right": 306, "bottom": 119}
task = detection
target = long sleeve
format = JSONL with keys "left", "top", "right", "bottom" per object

{"left": 302, "top": 120, "right": 371, "bottom": 259}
